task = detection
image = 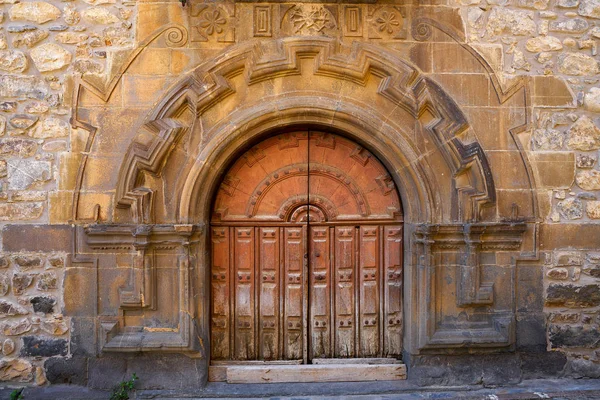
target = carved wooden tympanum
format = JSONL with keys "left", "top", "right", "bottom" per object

{"left": 210, "top": 131, "right": 403, "bottom": 362}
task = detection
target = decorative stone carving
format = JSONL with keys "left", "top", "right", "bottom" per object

{"left": 281, "top": 4, "right": 337, "bottom": 36}
{"left": 368, "top": 6, "right": 406, "bottom": 39}
{"left": 190, "top": 4, "right": 235, "bottom": 42}
{"left": 413, "top": 223, "right": 527, "bottom": 350}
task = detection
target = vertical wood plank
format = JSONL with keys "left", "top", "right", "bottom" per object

{"left": 234, "top": 227, "right": 255, "bottom": 360}
{"left": 283, "top": 227, "right": 305, "bottom": 360}
{"left": 211, "top": 227, "right": 230, "bottom": 360}
{"left": 309, "top": 226, "right": 331, "bottom": 359}
{"left": 334, "top": 226, "right": 356, "bottom": 358}
{"left": 258, "top": 227, "right": 280, "bottom": 360}
{"left": 384, "top": 225, "right": 403, "bottom": 357}
{"left": 359, "top": 226, "right": 380, "bottom": 357}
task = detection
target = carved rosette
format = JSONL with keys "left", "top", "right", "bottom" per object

{"left": 189, "top": 3, "right": 235, "bottom": 42}
{"left": 368, "top": 6, "right": 406, "bottom": 40}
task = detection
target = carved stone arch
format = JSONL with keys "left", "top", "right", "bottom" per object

{"left": 73, "top": 35, "right": 533, "bottom": 360}
{"left": 112, "top": 37, "right": 497, "bottom": 227}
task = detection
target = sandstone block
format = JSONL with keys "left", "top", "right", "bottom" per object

{"left": 549, "top": 324, "right": 600, "bottom": 347}
{"left": 0, "top": 274, "right": 8, "bottom": 296}
{"left": 585, "top": 87, "right": 600, "bottom": 112}
{"left": 73, "top": 59, "right": 104, "bottom": 74}
{"left": 0, "top": 300, "right": 28, "bottom": 316}
{"left": 7, "top": 160, "right": 51, "bottom": 190}
{"left": 557, "top": 197, "right": 583, "bottom": 219}
{"left": 0, "top": 161, "right": 6, "bottom": 178}
{"left": 9, "top": 2, "right": 61, "bottom": 24}
{"left": 0, "top": 115, "right": 5, "bottom": 136}
{"left": 47, "top": 256, "right": 64, "bottom": 268}
{"left": 526, "top": 36, "right": 563, "bottom": 52}
{"left": 557, "top": 252, "right": 583, "bottom": 266}
{"left": 576, "top": 170, "right": 600, "bottom": 190}
{"left": 0, "top": 257, "right": 9, "bottom": 269}
{"left": 546, "top": 283, "right": 600, "bottom": 307}
{"left": 33, "top": 116, "right": 69, "bottom": 139}
{"left": 0, "top": 50, "right": 28, "bottom": 73}
{"left": 582, "top": 265, "right": 600, "bottom": 277}
{"left": 2, "top": 318, "right": 32, "bottom": 336}
{"left": 55, "top": 32, "right": 89, "bottom": 45}
{"left": 486, "top": 8, "right": 536, "bottom": 36}
{"left": 0, "top": 358, "right": 34, "bottom": 382}
{"left": 13, "top": 256, "right": 42, "bottom": 269}
{"left": 559, "top": 0, "right": 580, "bottom": 6}
{"left": 0, "top": 102, "right": 17, "bottom": 112}
{"left": 558, "top": 53, "right": 600, "bottom": 75}
{"left": 549, "top": 18, "right": 589, "bottom": 33}
{"left": 0, "top": 75, "right": 50, "bottom": 100}
{"left": 23, "top": 101, "right": 49, "bottom": 114}
{"left": 36, "top": 271, "right": 57, "bottom": 291}
{"left": 548, "top": 312, "right": 579, "bottom": 323}
{"left": 12, "top": 30, "right": 49, "bottom": 48}
{"left": 30, "top": 43, "right": 72, "bottom": 72}
{"left": 10, "top": 114, "right": 38, "bottom": 130}
{"left": 83, "top": 0, "right": 116, "bottom": 5}
{"left": 81, "top": 7, "right": 119, "bottom": 25}
{"left": 63, "top": 4, "right": 80, "bottom": 25}
{"left": 0, "top": 203, "right": 43, "bottom": 221}
{"left": 532, "top": 128, "right": 565, "bottom": 150}
{"left": 0, "top": 33, "right": 7, "bottom": 50}
{"left": 12, "top": 273, "right": 34, "bottom": 295}
{"left": 579, "top": 0, "right": 600, "bottom": 17}
{"left": 2, "top": 339, "right": 15, "bottom": 356}
{"left": 0, "top": 138, "right": 37, "bottom": 157}
{"left": 547, "top": 267, "right": 569, "bottom": 279}
{"left": 40, "top": 315, "right": 68, "bottom": 335}
{"left": 587, "top": 201, "right": 600, "bottom": 218}
{"left": 516, "top": 0, "right": 550, "bottom": 9}
{"left": 567, "top": 116, "right": 600, "bottom": 150}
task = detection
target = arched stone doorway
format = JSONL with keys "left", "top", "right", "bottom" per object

{"left": 210, "top": 130, "right": 403, "bottom": 363}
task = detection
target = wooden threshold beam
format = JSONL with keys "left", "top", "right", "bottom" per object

{"left": 209, "top": 363, "right": 407, "bottom": 383}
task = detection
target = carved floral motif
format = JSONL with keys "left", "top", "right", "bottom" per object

{"left": 287, "top": 5, "right": 337, "bottom": 36}
{"left": 376, "top": 11, "right": 400, "bottom": 34}
{"left": 199, "top": 9, "right": 227, "bottom": 36}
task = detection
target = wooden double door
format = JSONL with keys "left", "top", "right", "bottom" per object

{"left": 210, "top": 131, "right": 403, "bottom": 363}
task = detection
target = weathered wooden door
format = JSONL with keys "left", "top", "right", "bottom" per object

{"left": 210, "top": 131, "right": 403, "bottom": 363}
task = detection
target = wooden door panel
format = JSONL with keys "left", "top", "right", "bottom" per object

{"left": 359, "top": 226, "right": 380, "bottom": 357}
{"left": 309, "top": 226, "right": 331, "bottom": 359}
{"left": 283, "top": 227, "right": 305, "bottom": 360}
{"left": 234, "top": 227, "right": 255, "bottom": 360}
{"left": 334, "top": 226, "right": 356, "bottom": 358}
{"left": 384, "top": 225, "right": 403, "bottom": 357}
{"left": 211, "top": 131, "right": 403, "bottom": 364}
{"left": 258, "top": 227, "right": 280, "bottom": 360}
{"left": 211, "top": 227, "right": 231, "bottom": 360}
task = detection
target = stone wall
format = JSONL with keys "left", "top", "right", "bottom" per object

{"left": 1, "top": 0, "right": 600, "bottom": 388}
{"left": 0, "top": 0, "right": 135, "bottom": 384}
{"left": 456, "top": 0, "right": 600, "bottom": 377}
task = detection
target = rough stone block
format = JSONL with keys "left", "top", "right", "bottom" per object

{"left": 44, "top": 356, "right": 88, "bottom": 385}
{"left": 546, "top": 284, "right": 600, "bottom": 308}
{"left": 20, "top": 336, "right": 67, "bottom": 357}
{"left": 521, "top": 351, "right": 567, "bottom": 379}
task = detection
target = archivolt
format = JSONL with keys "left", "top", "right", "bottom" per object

{"left": 110, "top": 37, "right": 497, "bottom": 225}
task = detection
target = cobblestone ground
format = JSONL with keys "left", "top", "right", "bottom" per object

{"left": 1, "top": 378, "right": 600, "bottom": 400}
